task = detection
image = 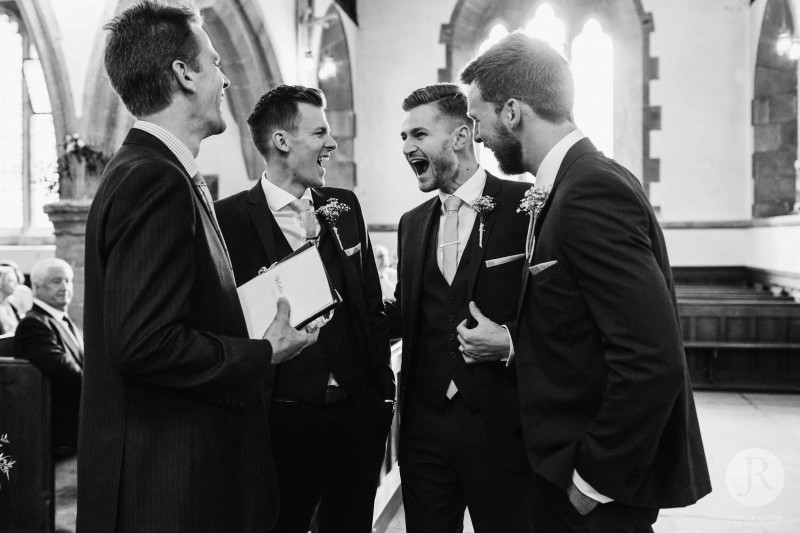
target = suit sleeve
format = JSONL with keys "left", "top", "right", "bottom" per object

{"left": 350, "top": 191, "right": 396, "bottom": 401}
{"left": 384, "top": 213, "right": 404, "bottom": 340}
{"left": 101, "top": 162, "right": 271, "bottom": 404}
{"left": 558, "top": 171, "right": 685, "bottom": 497}
{"left": 15, "top": 317, "right": 82, "bottom": 393}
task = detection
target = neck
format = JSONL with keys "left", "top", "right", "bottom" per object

{"left": 441, "top": 155, "right": 479, "bottom": 195}
{"left": 521, "top": 120, "right": 576, "bottom": 176}
{"left": 264, "top": 160, "right": 307, "bottom": 198}
{"left": 139, "top": 105, "right": 203, "bottom": 157}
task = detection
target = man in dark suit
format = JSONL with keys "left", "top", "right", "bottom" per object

{"left": 79, "top": 3, "right": 316, "bottom": 532}
{"left": 386, "top": 83, "right": 533, "bottom": 532}
{"left": 14, "top": 258, "right": 82, "bottom": 457}
{"left": 215, "top": 85, "right": 395, "bottom": 533}
{"left": 459, "top": 32, "right": 712, "bottom": 532}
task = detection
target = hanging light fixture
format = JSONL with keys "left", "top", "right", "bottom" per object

{"left": 776, "top": 8, "right": 799, "bottom": 60}
{"left": 318, "top": 55, "right": 337, "bottom": 80}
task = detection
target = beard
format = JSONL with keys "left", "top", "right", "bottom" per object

{"left": 490, "top": 123, "right": 525, "bottom": 176}
{"left": 418, "top": 142, "right": 459, "bottom": 193}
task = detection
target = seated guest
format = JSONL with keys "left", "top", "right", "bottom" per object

{"left": 14, "top": 258, "right": 82, "bottom": 457}
{"left": 373, "top": 244, "right": 398, "bottom": 301}
{"left": 1, "top": 259, "right": 34, "bottom": 317}
{"left": 0, "top": 265, "right": 22, "bottom": 334}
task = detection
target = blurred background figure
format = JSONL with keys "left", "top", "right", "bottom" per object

{"left": 373, "top": 244, "right": 397, "bottom": 301}
{"left": 0, "top": 265, "right": 22, "bottom": 334}
{"left": 1, "top": 259, "right": 34, "bottom": 318}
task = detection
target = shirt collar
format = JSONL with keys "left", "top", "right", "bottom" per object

{"left": 260, "top": 172, "right": 313, "bottom": 212}
{"left": 438, "top": 166, "right": 487, "bottom": 212}
{"left": 34, "top": 298, "right": 66, "bottom": 321}
{"left": 133, "top": 120, "right": 198, "bottom": 177}
{"left": 534, "top": 129, "right": 584, "bottom": 190}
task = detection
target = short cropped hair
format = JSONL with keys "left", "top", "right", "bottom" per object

{"left": 30, "top": 258, "right": 73, "bottom": 288}
{"left": 460, "top": 31, "right": 574, "bottom": 123}
{"left": 103, "top": 0, "right": 203, "bottom": 117}
{"left": 402, "top": 83, "right": 472, "bottom": 128}
{"left": 247, "top": 85, "right": 327, "bottom": 156}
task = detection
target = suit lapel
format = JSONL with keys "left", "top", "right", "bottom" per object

{"left": 36, "top": 305, "right": 84, "bottom": 366}
{"left": 246, "top": 183, "right": 283, "bottom": 267}
{"left": 310, "top": 189, "right": 331, "bottom": 244}
{"left": 465, "top": 173, "right": 501, "bottom": 302}
{"left": 409, "top": 198, "right": 439, "bottom": 326}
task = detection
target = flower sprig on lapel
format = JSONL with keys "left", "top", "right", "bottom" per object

{"left": 0, "top": 434, "right": 15, "bottom": 488}
{"left": 315, "top": 198, "right": 351, "bottom": 248}
{"left": 469, "top": 195, "right": 495, "bottom": 248}
{"left": 517, "top": 185, "right": 551, "bottom": 217}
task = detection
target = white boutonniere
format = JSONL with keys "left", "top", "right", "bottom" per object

{"left": 315, "top": 198, "right": 351, "bottom": 248}
{"left": 0, "top": 434, "right": 15, "bottom": 488}
{"left": 469, "top": 195, "right": 496, "bottom": 248}
{"left": 517, "top": 185, "right": 552, "bottom": 218}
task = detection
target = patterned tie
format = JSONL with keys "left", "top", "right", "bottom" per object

{"left": 441, "top": 195, "right": 462, "bottom": 284}
{"left": 62, "top": 315, "right": 84, "bottom": 359}
{"left": 291, "top": 198, "right": 320, "bottom": 244}
{"left": 191, "top": 172, "right": 231, "bottom": 265}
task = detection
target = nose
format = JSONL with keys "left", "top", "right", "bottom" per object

{"left": 402, "top": 138, "right": 416, "bottom": 156}
{"left": 222, "top": 72, "right": 230, "bottom": 89}
{"left": 473, "top": 124, "right": 483, "bottom": 144}
{"left": 326, "top": 134, "right": 337, "bottom": 152}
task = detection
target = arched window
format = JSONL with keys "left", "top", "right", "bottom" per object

{"left": 0, "top": 7, "right": 58, "bottom": 237}
{"left": 474, "top": 4, "right": 614, "bottom": 180}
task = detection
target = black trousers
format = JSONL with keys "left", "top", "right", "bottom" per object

{"left": 399, "top": 394, "right": 534, "bottom": 533}
{"left": 268, "top": 389, "right": 392, "bottom": 533}
{"left": 529, "top": 472, "right": 659, "bottom": 533}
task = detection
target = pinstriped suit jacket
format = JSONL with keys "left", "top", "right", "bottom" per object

{"left": 78, "top": 129, "right": 278, "bottom": 532}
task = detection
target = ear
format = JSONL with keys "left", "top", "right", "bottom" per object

{"left": 171, "top": 60, "right": 197, "bottom": 93}
{"left": 451, "top": 124, "right": 472, "bottom": 151}
{"left": 501, "top": 98, "right": 522, "bottom": 129}
{"left": 272, "top": 131, "right": 290, "bottom": 154}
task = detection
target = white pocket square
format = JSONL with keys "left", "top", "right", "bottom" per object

{"left": 529, "top": 260, "right": 558, "bottom": 276}
{"left": 344, "top": 243, "right": 361, "bottom": 257}
{"left": 485, "top": 253, "right": 526, "bottom": 268}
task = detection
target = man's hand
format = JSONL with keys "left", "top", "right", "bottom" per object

{"left": 263, "top": 298, "right": 319, "bottom": 364}
{"left": 455, "top": 302, "right": 509, "bottom": 364}
{"left": 566, "top": 481, "right": 600, "bottom": 516}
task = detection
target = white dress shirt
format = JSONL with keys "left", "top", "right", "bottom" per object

{"left": 533, "top": 129, "right": 612, "bottom": 504}
{"left": 133, "top": 120, "right": 198, "bottom": 177}
{"left": 260, "top": 173, "right": 317, "bottom": 251}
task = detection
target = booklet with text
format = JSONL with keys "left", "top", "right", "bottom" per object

{"left": 237, "top": 242, "right": 340, "bottom": 338}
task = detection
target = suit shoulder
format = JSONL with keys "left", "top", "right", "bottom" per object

{"left": 215, "top": 189, "right": 249, "bottom": 210}
{"left": 404, "top": 196, "right": 437, "bottom": 220}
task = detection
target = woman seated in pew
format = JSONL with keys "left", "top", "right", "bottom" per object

{"left": 0, "top": 265, "right": 23, "bottom": 334}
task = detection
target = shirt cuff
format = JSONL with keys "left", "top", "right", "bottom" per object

{"left": 572, "top": 469, "right": 614, "bottom": 503}
{"left": 500, "top": 325, "right": 514, "bottom": 366}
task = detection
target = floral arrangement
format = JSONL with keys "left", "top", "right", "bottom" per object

{"left": 315, "top": 198, "right": 351, "bottom": 248}
{"left": 517, "top": 185, "right": 552, "bottom": 218}
{"left": 60, "top": 133, "right": 110, "bottom": 175}
{"left": 469, "top": 195, "right": 496, "bottom": 248}
{"left": 0, "top": 434, "right": 14, "bottom": 488}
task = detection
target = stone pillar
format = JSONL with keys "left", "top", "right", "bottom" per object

{"left": 43, "top": 200, "right": 92, "bottom": 328}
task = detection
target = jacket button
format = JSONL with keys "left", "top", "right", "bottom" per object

{"left": 448, "top": 315, "right": 454, "bottom": 322}
{"left": 449, "top": 333, "right": 456, "bottom": 341}
{"left": 448, "top": 297, "right": 455, "bottom": 304}
{"left": 450, "top": 352, "right": 456, "bottom": 359}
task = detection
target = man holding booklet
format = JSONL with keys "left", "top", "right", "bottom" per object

{"left": 215, "top": 84, "right": 395, "bottom": 533}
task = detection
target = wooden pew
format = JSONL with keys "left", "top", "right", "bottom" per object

{"left": 678, "top": 299, "right": 800, "bottom": 391}
{"left": 0, "top": 334, "right": 55, "bottom": 533}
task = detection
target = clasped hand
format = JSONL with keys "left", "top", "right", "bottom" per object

{"left": 263, "top": 297, "right": 323, "bottom": 364}
{"left": 455, "top": 302, "right": 509, "bottom": 364}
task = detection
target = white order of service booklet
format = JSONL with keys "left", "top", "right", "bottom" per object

{"left": 237, "top": 242, "right": 340, "bottom": 338}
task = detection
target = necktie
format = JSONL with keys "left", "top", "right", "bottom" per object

{"left": 291, "top": 198, "right": 319, "bottom": 243}
{"left": 62, "top": 315, "right": 84, "bottom": 359}
{"left": 192, "top": 172, "right": 231, "bottom": 265}
{"left": 441, "top": 195, "right": 462, "bottom": 284}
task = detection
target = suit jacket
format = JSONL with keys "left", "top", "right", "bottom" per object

{"left": 14, "top": 303, "right": 83, "bottom": 449}
{"left": 516, "top": 137, "right": 712, "bottom": 508}
{"left": 78, "top": 129, "right": 277, "bottom": 533}
{"left": 214, "top": 183, "right": 395, "bottom": 402}
{"left": 385, "top": 173, "right": 531, "bottom": 472}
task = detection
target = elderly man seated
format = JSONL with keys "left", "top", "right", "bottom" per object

{"left": 14, "top": 258, "right": 83, "bottom": 457}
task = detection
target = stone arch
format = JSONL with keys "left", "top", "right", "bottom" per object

{"left": 12, "top": 0, "right": 76, "bottom": 153}
{"left": 439, "top": 0, "right": 657, "bottom": 194}
{"left": 753, "top": 0, "right": 798, "bottom": 217}
{"left": 318, "top": 3, "right": 356, "bottom": 189}
{"left": 84, "top": 0, "right": 283, "bottom": 181}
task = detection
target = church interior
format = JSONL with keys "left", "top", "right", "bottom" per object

{"left": 1, "top": 0, "right": 799, "bottom": 531}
